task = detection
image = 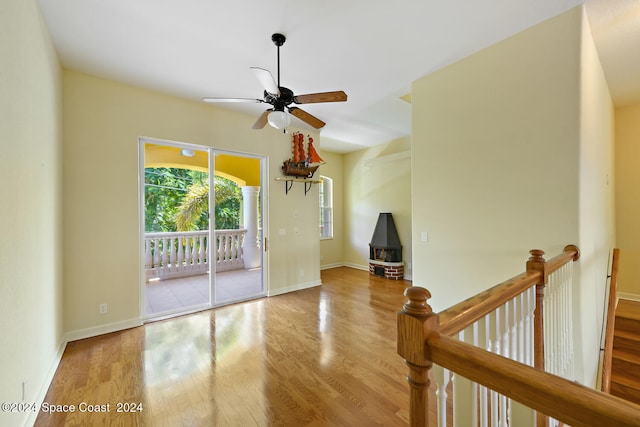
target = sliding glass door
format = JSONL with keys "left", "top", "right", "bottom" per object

{"left": 140, "top": 139, "right": 267, "bottom": 321}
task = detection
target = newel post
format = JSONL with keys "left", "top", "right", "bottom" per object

{"left": 526, "top": 249, "right": 547, "bottom": 372}
{"left": 397, "top": 286, "right": 439, "bottom": 427}
{"left": 526, "top": 249, "right": 548, "bottom": 427}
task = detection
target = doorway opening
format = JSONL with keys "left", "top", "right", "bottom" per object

{"left": 139, "top": 139, "right": 266, "bottom": 321}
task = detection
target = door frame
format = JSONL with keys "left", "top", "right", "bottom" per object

{"left": 138, "top": 137, "right": 213, "bottom": 321}
{"left": 210, "top": 147, "right": 268, "bottom": 307}
{"left": 138, "top": 137, "right": 269, "bottom": 321}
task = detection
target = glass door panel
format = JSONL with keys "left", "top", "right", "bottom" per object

{"left": 142, "top": 141, "right": 212, "bottom": 319}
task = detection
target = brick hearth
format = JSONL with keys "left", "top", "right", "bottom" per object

{"left": 369, "top": 260, "right": 404, "bottom": 280}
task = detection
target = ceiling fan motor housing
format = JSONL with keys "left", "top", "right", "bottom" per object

{"left": 265, "top": 86, "right": 294, "bottom": 111}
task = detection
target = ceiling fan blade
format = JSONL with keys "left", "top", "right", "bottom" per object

{"left": 288, "top": 107, "right": 326, "bottom": 129}
{"left": 250, "top": 67, "right": 280, "bottom": 96}
{"left": 252, "top": 109, "right": 272, "bottom": 129}
{"left": 202, "top": 97, "right": 264, "bottom": 103}
{"left": 293, "top": 91, "right": 347, "bottom": 104}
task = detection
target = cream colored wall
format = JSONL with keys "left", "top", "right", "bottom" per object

{"left": 63, "top": 70, "right": 321, "bottom": 334}
{"left": 343, "top": 137, "right": 412, "bottom": 277}
{"left": 317, "top": 146, "right": 345, "bottom": 268}
{"left": 615, "top": 103, "right": 640, "bottom": 296}
{"left": 411, "top": 6, "right": 614, "bottom": 386}
{"left": 0, "top": 1, "right": 63, "bottom": 426}
{"left": 577, "top": 7, "right": 616, "bottom": 386}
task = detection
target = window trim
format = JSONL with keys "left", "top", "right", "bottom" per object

{"left": 319, "top": 175, "right": 333, "bottom": 240}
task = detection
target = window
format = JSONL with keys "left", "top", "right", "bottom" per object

{"left": 319, "top": 176, "right": 333, "bottom": 239}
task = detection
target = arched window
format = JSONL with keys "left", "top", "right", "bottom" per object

{"left": 319, "top": 175, "right": 333, "bottom": 239}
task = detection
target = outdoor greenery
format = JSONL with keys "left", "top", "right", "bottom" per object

{"left": 145, "top": 168, "right": 241, "bottom": 232}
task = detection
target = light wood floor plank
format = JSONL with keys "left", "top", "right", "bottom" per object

{"left": 35, "top": 267, "right": 412, "bottom": 426}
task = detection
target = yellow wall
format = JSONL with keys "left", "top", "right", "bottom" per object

{"left": 615, "top": 104, "right": 640, "bottom": 295}
{"left": 145, "top": 143, "right": 210, "bottom": 172}
{"left": 343, "top": 137, "right": 412, "bottom": 277}
{"left": 215, "top": 154, "right": 260, "bottom": 186}
{"left": 63, "top": 70, "right": 322, "bottom": 334}
{"left": 317, "top": 146, "right": 345, "bottom": 268}
{"left": 144, "top": 144, "right": 261, "bottom": 186}
{"left": 411, "top": 6, "right": 614, "bottom": 386}
{"left": 0, "top": 1, "right": 63, "bottom": 426}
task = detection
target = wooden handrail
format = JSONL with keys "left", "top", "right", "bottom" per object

{"left": 397, "top": 245, "right": 637, "bottom": 427}
{"left": 439, "top": 271, "right": 540, "bottom": 336}
{"left": 541, "top": 244, "right": 580, "bottom": 280}
{"left": 438, "top": 245, "right": 580, "bottom": 337}
{"left": 601, "top": 248, "right": 620, "bottom": 393}
{"left": 428, "top": 333, "right": 640, "bottom": 427}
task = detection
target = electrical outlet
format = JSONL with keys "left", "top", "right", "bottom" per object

{"left": 99, "top": 303, "right": 107, "bottom": 314}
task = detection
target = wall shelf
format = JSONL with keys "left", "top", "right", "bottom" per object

{"left": 275, "top": 177, "right": 321, "bottom": 195}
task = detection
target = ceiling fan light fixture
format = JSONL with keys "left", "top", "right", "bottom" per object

{"left": 201, "top": 33, "right": 346, "bottom": 130}
{"left": 267, "top": 110, "right": 290, "bottom": 129}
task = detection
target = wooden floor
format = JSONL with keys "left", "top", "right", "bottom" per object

{"left": 35, "top": 267, "right": 412, "bottom": 426}
{"left": 610, "top": 298, "right": 640, "bottom": 405}
{"left": 616, "top": 298, "right": 640, "bottom": 323}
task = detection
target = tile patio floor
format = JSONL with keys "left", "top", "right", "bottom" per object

{"left": 144, "top": 268, "right": 263, "bottom": 316}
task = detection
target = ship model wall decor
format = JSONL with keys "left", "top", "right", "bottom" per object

{"left": 282, "top": 132, "right": 325, "bottom": 178}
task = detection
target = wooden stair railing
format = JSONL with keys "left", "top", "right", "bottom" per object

{"left": 601, "top": 248, "right": 620, "bottom": 393}
{"left": 437, "top": 246, "right": 579, "bottom": 337}
{"left": 398, "top": 245, "right": 640, "bottom": 426}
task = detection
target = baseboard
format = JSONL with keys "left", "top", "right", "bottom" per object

{"left": 343, "top": 262, "right": 369, "bottom": 271}
{"left": 21, "top": 337, "right": 67, "bottom": 427}
{"left": 618, "top": 292, "right": 640, "bottom": 303}
{"left": 320, "top": 262, "right": 345, "bottom": 270}
{"left": 64, "top": 317, "right": 143, "bottom": 343}
{"left": 267, "top": 279, "right": 322, "bottom": 297}
{"left": 321, "top": 263, "right": 412, "bottom": 281}
{"left": 320, "top": 262, "right": 369, "bottom": 271}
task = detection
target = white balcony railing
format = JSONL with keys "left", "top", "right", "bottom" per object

{"left": 144, "top": 229, "right": 247, "bottom": 282}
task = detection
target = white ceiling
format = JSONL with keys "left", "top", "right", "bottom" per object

{"left": 37, "top": 0, "right": 640, "bottom": 153}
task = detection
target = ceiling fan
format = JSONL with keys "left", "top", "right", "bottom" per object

{"left": 202, "top": 33, "right": 347, "bottom": 130}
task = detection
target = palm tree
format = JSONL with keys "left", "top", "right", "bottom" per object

{"left": 174, "top": 177, "right": 241, "bottom": 231}
{"left": 175, "top": 183, "right": 209, "bottom": 231}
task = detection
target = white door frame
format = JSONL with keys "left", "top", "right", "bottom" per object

{"left": 138, "top": 137, "right": 268, "bottom": 321}
{"left": 210, "top": 147, "right": 268, "bottom": 306}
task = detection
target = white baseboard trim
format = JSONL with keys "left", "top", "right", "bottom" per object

{"left": 64, "top": 317, "right": 143, "bottom": 343}
{"left": 618, "top": 292, "right": 640, "bottom": 303}
{"left": 343, "top": 262, "right": 369, "bottom": 271}
{"left": 22, "top": 337, "right": 67, "bottom": 427}
{"left": 333, "top": 262, "right": 412, "bottom": 281}
{"left": 267, "top": 280, "right": 322, "bottom": 297}
{"left": 322, "top": 262, "right": 412, "bottom": 281}
{"left": 320, "top": 262, "right": 345, "bottom": 270}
